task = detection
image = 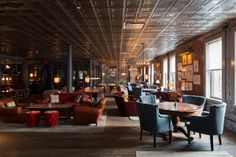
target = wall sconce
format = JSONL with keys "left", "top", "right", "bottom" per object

{"left": 54, "top": 76, "right": 61, "bottom": 84}
{"left": 144, "top": 74, "right": 148, "bottom": 80}
{"left": 85, "top": 76, "right": 90, "bottom": 83}
{"left": 30, "top": 73, "right": 34, "bottom": 78}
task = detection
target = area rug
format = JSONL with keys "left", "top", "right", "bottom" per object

{"left": 0, "top": 115, "right": 107, "bottom": 133}
{"left": 136, "top": 151, "right": 232, "bottom": 157}
{"left": 129, "top": 116, "right": 139, "bottom": 121}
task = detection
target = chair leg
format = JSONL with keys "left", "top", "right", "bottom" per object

{"left": 199, "top": 133, "right": 201, "bottom": 138}
{"left": 153, "top": 132, "right": 156, "bottom": 148}
{"left": 187, "top": 129, "right": 191, "bottom": 144}
{"left": 140, "top": 129, "right": 142, "bottom": 141}
{"left": 169, "top": 130, "right": 172, "bottom": 144}
{"left": 218, "top": 135, "right": 222, "bottom": 145}
{"left": 210, "top": 135, "right": 214, "bottom": 151}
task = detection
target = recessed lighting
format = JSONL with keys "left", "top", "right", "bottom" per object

{"left": 123, "top": 22, "right": 145, "bottom": 30}
{"left": 76, "top": 6, "right": 81, "bottom": 10}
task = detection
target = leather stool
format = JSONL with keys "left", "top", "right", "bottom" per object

{"left": 25, "top": 111, "right": 41, "bottom": 127}
{"left": 44, "top": 110, "right": 59, "bottom": 127}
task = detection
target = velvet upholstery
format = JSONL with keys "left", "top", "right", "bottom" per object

{"left": 136, "top": 102, "right": 173, "bottom": 147}
{"left": 132, "top": 87, "right": 145, "bottom": 100}
{"left": 127, "top": 85, "right": 133, "bottom": 95}
{"left": 182, "top": 95, "right": 206, "bottom": 114}
{"left": 187, "top": 103, "right": 227, "bottom": 151}
{"left": 140, "top": 95, "right": 157, "bottom": 105}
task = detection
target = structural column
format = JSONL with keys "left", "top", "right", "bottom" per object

{"left": 67, "top": 44, "right": 73, "bottom": 93}
{"left": 21, "top": 61, "right": 29, "bottom": 89}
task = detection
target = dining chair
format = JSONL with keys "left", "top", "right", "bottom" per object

{"left": 132, "top": 87, "right": 145, "bottom": 100}
{"left": 140, "top": 95, "right": 157, "bottom": 105}
{"left": 182, "top": 95, "right": 206, "bottom": 114}
{"left": 186, "top": 103, "right": 227, "bottom": 151}
{"left": 136, "top": 102, "right": 172, "bottom": 147}
{"left": 127, "top": 85, "right": 133, "bottom": 96}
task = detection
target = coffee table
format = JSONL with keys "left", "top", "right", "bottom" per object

{"left": 25, "top": 104, "right": 74, "bottom": 122}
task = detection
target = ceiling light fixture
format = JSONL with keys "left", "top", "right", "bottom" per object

{"left": 123, "top": 22, "right": 145, "bottom": 30}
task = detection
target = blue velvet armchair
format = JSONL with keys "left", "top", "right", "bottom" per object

{"left": 182, "top": 95, "right": 206, "bottom": 114}
{"left": 140, "top": 95, "right": 157, "bottom": 105}
{"left": 136, "top": 102, "right": 173, "bottom": 147}
{"left": 186, "top": 103, "right": 227, "bottom": 151}
{"left": 133, "top": 87, "right": 145, "bottom": 100}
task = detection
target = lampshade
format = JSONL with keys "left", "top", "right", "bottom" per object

{"left": 30, "top": 73, "right": 34, "bottom": 78}
{"left": 155, "top": 80, "right": 160, "bottom": 84}
{"left": 85, "top": 76, "right": 90, "bottom": 83}
{"left": 121, "top": 72, "right": 126, "bottom": 76}
{"left": 144, "top": 74, "right": 148, "bottom": 80}
{"left": 168, "top": 82, "right": 174, "bottom": 87}
{"left": 54, "top": 77, "right": 61, "bottom": 84}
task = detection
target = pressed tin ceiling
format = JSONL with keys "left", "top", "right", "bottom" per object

{"left": 0, "top": 0, "right": 236, "bottom": 66}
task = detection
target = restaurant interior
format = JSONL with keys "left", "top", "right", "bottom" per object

{"left": 1, "top": 0, "right": 236, "bottom": 156}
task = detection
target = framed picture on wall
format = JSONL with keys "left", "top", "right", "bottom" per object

{"left": 193, "top": 60, "right": 199, "bottom": 72}
{"left": 182, "top": 55, "right": 187, "bottom": 65}
{"left": 187, "top": 54, "right": 192, "bottom": 64}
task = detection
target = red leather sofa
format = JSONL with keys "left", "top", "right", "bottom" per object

{"left": 35, "top": 92, "right": 83, "bottom": 105}
{"left": 114, "top": 92, "right": 138, "bottom": 116}
{"left": 0, "top": 97, "right": 24, "bottom": 123}
{"left": 73, "top": 98, "right": 107, "bottom": 125}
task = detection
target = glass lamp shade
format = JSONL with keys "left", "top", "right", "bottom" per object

{"left": 85, "top": 76, "right": 90, "bottom": 83}
{"left": 54, "top": 77, "right": 61, "bottom": 84}
{"left": 155, "top": 80, "right": 160, "bottom": 84}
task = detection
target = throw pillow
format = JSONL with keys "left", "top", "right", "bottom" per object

{"left": 50, "top": 94, "right": 60, "bottom": 103}
{"left": 74, "top": 95, "right": 83, "bottom": 103}
{"left": 6, "top": 101, "right": 16, "bottom": 107}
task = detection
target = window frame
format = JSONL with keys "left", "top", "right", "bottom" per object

{"left": 205, "top": 37, "right": 223, "bottom": 100}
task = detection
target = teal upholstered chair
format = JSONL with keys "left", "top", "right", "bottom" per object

{"left": 182, "top": 95, "right": 206, "bottom": 114}
{"left": 133, "top": 87, "right": 145, "bottom": 100}
{"left": 186, "top": 103, "right": 227, "bottom": 151}
{"left": 140, "top": 95, "right": 157, "bottom": 105}
{"left": 136, "top": 102, "right": 173, "bottom": 147}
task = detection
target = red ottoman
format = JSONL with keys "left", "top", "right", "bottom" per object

{"left": 25, "top": 111, "right": 41, "bottom": 127}
{"left": 44, "top": 110, "right": 59, "bottom": 127}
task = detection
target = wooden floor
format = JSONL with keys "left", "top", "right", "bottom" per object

{"left": 0, "top": 98, "right": 236, "bottom": 157}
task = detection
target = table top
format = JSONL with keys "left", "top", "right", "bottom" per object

{"left": 158, "top": 101, "right": 201, "bottom": 116}
{"left": 26, "top": 104, "right": 74, "bottom": 110}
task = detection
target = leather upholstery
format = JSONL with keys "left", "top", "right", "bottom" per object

{"left": 44, "top": 110, "right": 59, "bottom": 127}
{"left": 26, "top": 111, "right": 41, "bottom": 127}
{"left": 73, "top": 98, "right": 107, "bottom": 125}
{"left": 0, "top": 97, "right": 23, "bottom": 123}
{"left": 114, "top": 92, "right": 138, "bottom": 116}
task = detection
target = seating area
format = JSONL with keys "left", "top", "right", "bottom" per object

{"left": 1, "top": 0, "right": 236, "bottom": 156}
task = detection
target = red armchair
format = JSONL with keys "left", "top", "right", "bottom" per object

{"left": 0, "top": 97, "right": 24, "bottom": 123}
{"left": 73, "top": 98, "right": 107, "bottom": 125}
{"left": 114, "top": 92, "right": 138, "bottom": 116}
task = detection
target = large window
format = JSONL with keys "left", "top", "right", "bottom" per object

{"left": 169, "top": 55, "right": 176, "bottom": 90}
{"left": 163, "top": 58, "right": 168, "bottom": 88}
{"left": 206, "top": 38, "right": 222, "bottom": 99}
{"left": 149, "top": 63, "right": 154, "bottom": 84}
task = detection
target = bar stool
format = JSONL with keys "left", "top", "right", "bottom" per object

{"left": 44, "top": 110, "right": 59, "bottom": 127}
{"left": 25, "top": 111, "right": 41, "bottom": 127}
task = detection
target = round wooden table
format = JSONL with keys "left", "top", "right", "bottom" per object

{"left": 158, "top": 101, "right": 202, "bottom": 138}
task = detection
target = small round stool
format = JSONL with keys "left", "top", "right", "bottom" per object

{"left": 25, "top": 111, "right": 41, "bottom": 127}
{"left": 44, "top": 110, "right": 59, "bottom": 127}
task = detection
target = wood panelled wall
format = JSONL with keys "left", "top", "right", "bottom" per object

{"left": 153, "top": 18, "right": 236, "bottom": 132}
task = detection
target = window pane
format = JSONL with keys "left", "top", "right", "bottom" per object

{"left": 210, "top": 70, "right": 222, "bottom": 99}
{"left": 207, "top": 39, "right": 222, "bottom": 70}
{"left": 163, "top": 58, "right": 168, "bottom": 88}
{"left": 169, "top": 55, "right": 176, "bottom": 90}
{"left": 206, "top": 37, "right": 222, "bottom": 99}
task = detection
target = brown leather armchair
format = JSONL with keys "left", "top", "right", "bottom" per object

{"left": 0, "top": 97, "right": 24, "bottom": 123}
{"left": 73, "top": 98, "right": 107, "bottom": 125}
